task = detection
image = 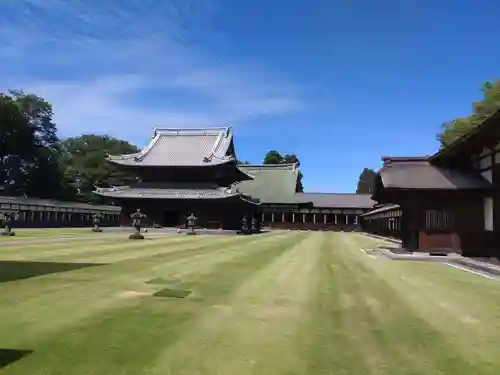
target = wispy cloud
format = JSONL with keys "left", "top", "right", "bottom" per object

{"left": 0, "top": 0, "right": 306, "bottom": 142}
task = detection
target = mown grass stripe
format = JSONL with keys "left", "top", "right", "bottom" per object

{"left": 154, "top": 232, "right": 320, "bottom": 374}
{"left": 4, "top": 231, "right": 500, "bottom": 374}
{"left": 1, "top": 233, "right": 306, "bottom": 375}
{"left": 0, "top": 233, "right": 294, "bottom": 347}
{"left": 0, "top": 234, "right": 196, "bottom": 260}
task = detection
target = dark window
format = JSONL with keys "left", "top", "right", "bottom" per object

{"left": 424, "top": 210, "right": 454, "bottom": 231}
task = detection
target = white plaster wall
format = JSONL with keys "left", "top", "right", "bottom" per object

{"left": 484, "top": 197, "right": 494, "bottom": 231}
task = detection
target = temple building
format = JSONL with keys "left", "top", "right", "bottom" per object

{"left": 94, "top": 127, "right": 375, "bottom": 231}
{"left": 361, "top": 109, "right": 500, "bottom": 256}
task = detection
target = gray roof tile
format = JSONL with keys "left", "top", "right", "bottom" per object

{"left": 379, "top": 160, "right": 491, "bottom": 190}
{"left": 233, "top": 164, "right": 375, "bottom": 208}
{"left": 234, "top": 164, "right": 299, "bottom": 203}
{"left": 94, "top": 183, "right": 239, "bottom": 200}
{"left": 107, "top": 127, "right": 235, "bottom": 167}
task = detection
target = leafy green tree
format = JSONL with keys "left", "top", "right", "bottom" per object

{"left": 356, "top": 168, "right": 377, "bottom": 194}
{"left": 263, "top": 150, "right": 283, "bottom": 165}
{"left": 9, "top": 90, "right": 59, "bottom": 149}
{"left": 0, "top": 91, "right": 71, "bottom": 199}
{"left": 263, "top": 151, "right": 304, "bottom": 192}
{"left": 438, "top": 80, "right": 500, "bottom": 148}
{"left": 9, "top": 90, "right": 71, "bottom": 199}
{"left": 60, "top": 135, "right": 139, "bottom": 202}
{"left": 0, "top": 93, "right": 34, "bottom": 195}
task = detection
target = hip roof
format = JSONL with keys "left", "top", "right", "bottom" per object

{"left": 233, "top": 164, "right": 299, "bottom": 203}
{"left": 107, "top": 127, "right": 236, "bottom": 167}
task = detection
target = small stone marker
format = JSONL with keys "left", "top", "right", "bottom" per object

{"left": 0, "top": 211, "right": 18, "bottom": 236}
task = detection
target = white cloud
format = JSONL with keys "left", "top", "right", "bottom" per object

{"left": 0, "top": 0, "right": 306, "bottom": 143}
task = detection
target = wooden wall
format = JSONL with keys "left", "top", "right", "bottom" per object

{"left": 0, "top": 197, "right": 121, "bottom": 228}
{"left": 119, "top": 199, "right": 252, "bottom": 230}
{"left": 118, "top": 199, "right": 367, "bottom": 232}
{"left": 362, "top": 192, "right": 498, "bottom": 256}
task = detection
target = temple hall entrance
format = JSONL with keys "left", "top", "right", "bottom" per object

{"left": 163, "top": 210, "right": 180, "bottom": 227}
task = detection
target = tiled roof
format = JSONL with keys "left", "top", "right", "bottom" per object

{"left": 107, "top": 127, "right": 236, "bottom": 167}
{"left": 378, "top": 159, "right": 491, "bottom": 190}
{"left": 361, "top": 204, "right": 400, "bottom": 217}
{"left": 94, "top": 183, "right": 240, "bottom": 200}
{"left": 234, "top": 164, "right": 300, "bottom": 203}
{"left": 0, "top": 196, "right": 120, "bottom": 212}
{"left": 232, "top": 165, "right": 375, "bottom": 208}
{"left": 295, "top": 193, "right": 375, "bottom": 209}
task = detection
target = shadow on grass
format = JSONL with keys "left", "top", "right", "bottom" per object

{"left": 153, "top": 288, "right": 191, "bottom": 299}
{"left": 0, "top": 349, "right": 33, "bottom": 368}
{"left": 0, "top": 261, "right": 105, "bottom": 283}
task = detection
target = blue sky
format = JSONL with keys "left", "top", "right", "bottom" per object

{"left": 1, "top": 0, "right": 499, "bottom": 192}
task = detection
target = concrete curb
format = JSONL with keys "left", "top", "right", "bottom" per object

{"left": 377, "top": 247, "right": 459, "bottom": 261}
{"left": 361, "top": 232, "right": 402, "bottom": 244}
{"left": 377, "top": 247, "right": 500, "bottom": 274}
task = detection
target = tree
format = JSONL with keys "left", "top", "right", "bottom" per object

{"left": 60, "top": 135, "right": 139, "bottom": 202}
{"left": 438, "top": 80, "right": 500, "bottom": 148}
{"left": 7, "top": 90, "right": 70, "bottom": 199}
{"left": 295, "top": 171, "right": 304, "bottom": 193}
{"left": 0, "top": 93, "right": 35, "bottom": 195}
{"left": 263, "top": 151, "right": 304, "bottom": 192}
{"left": 263, "top": 150, "right": 283, "bottom": 165}
{"left": 356, "top": 168, "right": 377, "bottom": 194}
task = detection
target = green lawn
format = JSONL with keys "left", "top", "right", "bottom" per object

{"left": 0, "top": 227, "right": 110, "bottom": 240}
{"left": 1, "top": 231, "right": 500, "bottom": 374}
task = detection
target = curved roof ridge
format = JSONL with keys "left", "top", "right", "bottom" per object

{"left": 107, "top": 132, "right": 163, "bottom": 161}
{"left": 207, "top": 127, "right": 233, "bottom": 161}
{"left": 239, "top": 163, "right": 298, "bottom": 169}
{"left": 107, "top": 126, "right": 235, "bottom": 166}
{"left": 153, "top": 126, "right": 231, "bottom": 136}
{"left": 132, "top": 132, "right": 164, "bottom": 162}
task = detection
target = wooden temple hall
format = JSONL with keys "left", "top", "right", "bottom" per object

{"left": 94, "top": 127, "right": 375, "bottom": 231}
{"left": 361, "top": 110, "right": 500, "bottom": 256}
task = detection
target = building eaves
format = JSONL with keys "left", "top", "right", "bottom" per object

{"left": 360, "top": 204, "right": 400, "bottom": 217}
{"left": 93, "top": 184, "right": 240, "bottom": 200}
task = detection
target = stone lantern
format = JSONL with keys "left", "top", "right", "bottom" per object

{"left": 129, "top": 209, "right": 146, "bottom": 239}
{"left": 0, "top": 211, "right": 19, "bottom": 236}
{"left": 91, "top": 212, "right": 103, "bottom": 232}
{"left": 186, "top": 212, "right": 198, "bottom": 235}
